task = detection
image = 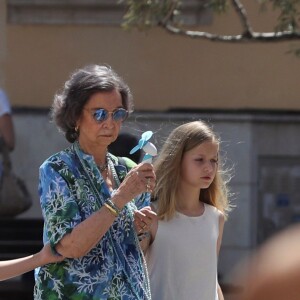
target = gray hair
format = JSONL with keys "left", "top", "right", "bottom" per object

{"left": 51, "top": 64, "right": 134, "bottom": 143}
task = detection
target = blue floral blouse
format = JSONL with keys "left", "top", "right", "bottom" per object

{"left": 34, "top": 142, "right": 151, "bottom": 300}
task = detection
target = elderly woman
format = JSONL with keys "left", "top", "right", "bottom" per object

{"left": 34, "top": 65, "right": 156, "bottom": 300}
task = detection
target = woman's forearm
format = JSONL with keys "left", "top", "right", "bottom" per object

{"left": 56, "top": 201, "right": 120, "bottom": 258}
{"left": 56, "top": 163, "right": 155, "bottom": 258}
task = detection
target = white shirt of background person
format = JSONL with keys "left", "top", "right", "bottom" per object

{"left": 0, "top": 89, "right": 12, "bottom": 116}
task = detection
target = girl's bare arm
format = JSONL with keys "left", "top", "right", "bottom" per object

{"left": 0, "top": 244, "right": 64, "bottom": 281}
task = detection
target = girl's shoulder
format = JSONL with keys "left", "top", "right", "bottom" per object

{"left": 204, "top": 203, "right": 224, "bottom": 221}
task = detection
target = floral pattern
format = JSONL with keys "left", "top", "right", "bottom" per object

{"left": 34, "top": 142, "right": 151, "bottom": 300}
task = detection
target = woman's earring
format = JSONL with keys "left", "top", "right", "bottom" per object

{"left": 75, "top": 126, "right": 79, "bottom": 133}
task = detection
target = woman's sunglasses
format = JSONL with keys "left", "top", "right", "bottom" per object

{"left": 91, "top": 108, "right": 128, "bottom": 123}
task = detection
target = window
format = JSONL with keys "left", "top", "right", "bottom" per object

{"left": 180, "top": 0, "right": 212, "bottom": 26}
{"left": 257, "top": 156, "right": 300, "bottom": 243}
{"left": 7, "top": 0, "right": 211, "bottom": 25}
{"left": 7, "top": 0, "right": 126, "bottom": 25}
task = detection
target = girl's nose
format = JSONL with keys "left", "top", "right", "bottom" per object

{"left": 204, "top": 162, "right": 214, "bottom": 173}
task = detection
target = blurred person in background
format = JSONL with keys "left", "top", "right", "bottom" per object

{"left": 108, "top": 132, "right": 142, "bottom": 164}
{"left": 0, "top": 88, "right": 15, "bottom": 151}
{"left": 236, "top": 224, "right": 300, "bottom": 300}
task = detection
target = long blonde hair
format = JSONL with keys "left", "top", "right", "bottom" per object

{"left": 153, "top": 121, "right": 232, "bottom": 220}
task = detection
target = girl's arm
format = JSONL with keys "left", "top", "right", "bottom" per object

{"left": 217, "top": 284, "right": 224, "bottom": 300}
{"left": 138, "top": 231, "right": 152, "bottom": 253}
{"left": 0, "top": 244, "right": 64, "bottom": 281}
{"left": 217, "top": 212, "right": 225, "bottom": 300}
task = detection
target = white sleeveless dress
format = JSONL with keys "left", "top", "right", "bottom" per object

{"left": 146, "top": 203, "right": 220, "bottom": 300}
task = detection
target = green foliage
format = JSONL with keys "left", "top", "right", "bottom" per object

{"left": 121, "top": 0, "right": 300, "bottom": 33}
{"left": 119, "top": 0, "right": 181, "bottom": 30}
{"left": 120, "top": 0, "right": 300, "bottom": 54}
{"left": 120, "top": 0, "right": 229, "bottom": 30}
{"left": 259, "top": 0, "right": 300, "bottom": 31}
{"left": 208, "top": 0, "right": 229, "bottom": 14}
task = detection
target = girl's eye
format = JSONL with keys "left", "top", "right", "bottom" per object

{"left": 211, "top": 159, "right": 218, "bottom": 164}
{"left": 195, "top": 158, "right": 203, "bottom": 162}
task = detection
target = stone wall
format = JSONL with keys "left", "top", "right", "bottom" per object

{"left": 9, "top": 109, "right": 300, "bottom": 284}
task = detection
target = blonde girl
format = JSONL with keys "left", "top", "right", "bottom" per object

{"left": 146, "top": 120, "right": 232, "bottom": 300}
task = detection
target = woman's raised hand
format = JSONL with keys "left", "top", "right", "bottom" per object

{"left": 113, "top": 163, "right": 156, "bottom": 207}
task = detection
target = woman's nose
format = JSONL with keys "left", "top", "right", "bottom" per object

{"left": 102, "top": 115, "right": 115, "bottom": 128}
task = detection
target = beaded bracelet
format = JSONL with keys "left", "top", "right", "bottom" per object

{"left": 105, "top": 198, "right": 122, "bottom": 215}
{"left": 103, "top": 202, "right": 118, "bottom": 217}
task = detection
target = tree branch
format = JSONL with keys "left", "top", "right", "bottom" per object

{"left": 160, "top": 0, "right": 300, "bottom": 42}
{"left": 160, "top": 0, "right": 178, "bottom": 26}
{"left": 121, "top": 0, "right": 300, "bottom": 44}
{"left": 231, "top": 0, "right": 254, "bottom": 36}
{"left": 164, "top": 23, "right": 300, "bottom": 42}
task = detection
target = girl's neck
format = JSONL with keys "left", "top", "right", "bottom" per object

{"left": 176, "top": 186, "right": 203, "bottom": 215}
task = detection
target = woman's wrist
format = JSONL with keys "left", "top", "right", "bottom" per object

{"left": 103, "top": 202, "right": 119, "bottom": 217}
{"left": 110, "top": 194, "right": 128, "bottom": 210}
{"left": 105, "top": 198, "right": 122, "bottom": 214}
{"left": 103, "top": 196, "right": 127, "bottom": 217}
